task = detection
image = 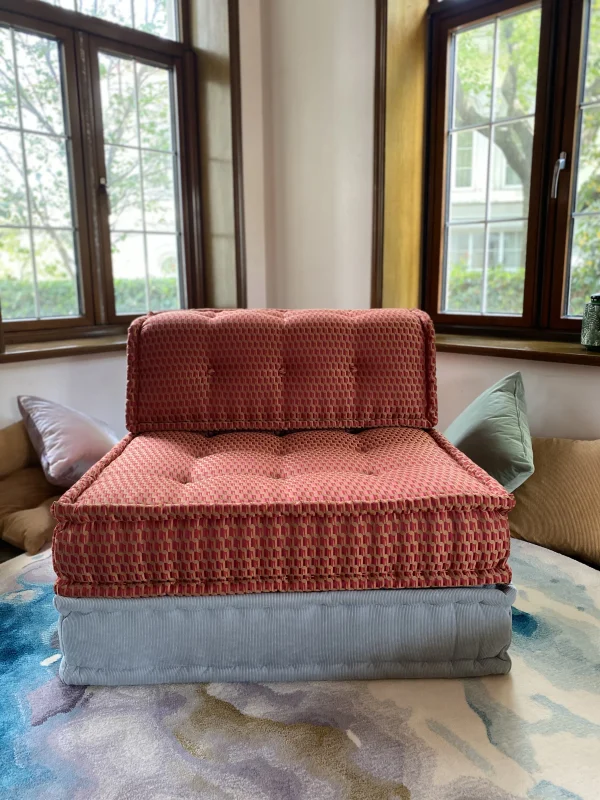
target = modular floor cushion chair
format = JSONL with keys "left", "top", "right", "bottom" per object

{"left": 52, "top": 309, "right": 515, "bottom": 685}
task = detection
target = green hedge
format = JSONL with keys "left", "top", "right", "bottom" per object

{"left": 2, "top": 266, "right": 598, "bottom": 322}
{"left": 0, "top": 277, "right": 179, "bottom": 320}
{"left": 447, "top": 261, "right": 600, "bottom": 317}
{"left": 446, "top": 264, "right": 525, "bottom": 315}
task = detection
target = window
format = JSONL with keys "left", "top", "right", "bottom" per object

{"left": 565, "top": 0, "right": 600, "bottom": 318}
{"left": 0, "top": 1, "right": 200, "bottom": 344}
{"left": 40, "top": 0, "right": 178, "bottom": 40}
{"left": 96, "top": 50, "right": 182, "bottom": 315}
{"left": 425, "top": 0, "right": 600, "bottom": 337}
{"left": 0, "top": 26, "right": 82, "bottom": 322}
{"left": 454, "top": 130, "right": 474, "bottom": 187}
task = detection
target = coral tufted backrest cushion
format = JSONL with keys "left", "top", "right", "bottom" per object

{"left": 125, "top": 308, "right": 438, "bottom": 433}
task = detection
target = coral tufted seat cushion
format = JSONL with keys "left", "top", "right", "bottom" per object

{"left": 52, "top": 427, "right": 513, "bottom": 598}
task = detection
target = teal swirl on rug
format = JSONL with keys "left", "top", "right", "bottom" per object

{"left": 1, "top": 538, "right": 599, "bottom": 800}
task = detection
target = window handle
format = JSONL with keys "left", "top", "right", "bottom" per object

{"left": 551, "top": 151, "right": 567, "bottom": 199}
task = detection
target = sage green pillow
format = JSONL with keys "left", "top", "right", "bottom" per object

{"left": 443, "top": 371, "right": 534, "bottom": 493}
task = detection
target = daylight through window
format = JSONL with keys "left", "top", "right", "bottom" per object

{"left": 442, "top": 5, "right": 541, "bottom": 317}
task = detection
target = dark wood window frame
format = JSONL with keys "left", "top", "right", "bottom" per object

{"left": 371, "top": 0, "right": 599, "bottom": 345}
{"left": 0, "top": 0, "right": 204, "bottom": 347}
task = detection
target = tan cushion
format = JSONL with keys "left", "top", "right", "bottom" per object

{"left": 0, "top": 421, "right": 37, "bottom": 478}
{"left": 2, "top": 497, "right": 59, "bottom": 555}
{"left": 510, "top": 437, "right": 600, "bottom": 566}
{"left": 0, "top": 467, "right": 56, "bottom": 519}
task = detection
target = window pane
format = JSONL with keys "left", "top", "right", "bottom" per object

{"left": 485, "top": 222, "right": 527, "bottom": 315}
{"left": 0, "top": 131, "right": 28, "bottom": 225}
{"left": 138, "top": 64, "right": 173, "bottom": 151}
{"left": 574, "top": 107, "right": 600, "bottom": 215}
{"left": 584, "top": 0, "right": 600, "bottom": 104}
{"left": 568, "top": 216, "right": 600, "bottom": 317}
{"left": 449, "top": 129, "right": 488, "bottom": 221}
{"left": 566, "top": 1, "right": 600, "bottom": 316}
{"left": 111, "top": 231, "right": 148, "bottom": 315}
{"left": 133, "top": 0, "right": 177, "bottom": 41}
{"left": 0, "top": 228, "right": 36, "bottom": 319}
{"left": 0, "top": 24, "right": 81, "bottom": 322}
{"left": 493, "top": 8, "right": 541, "bottom": 121}
{"left": 15, "top": 31, "right": 65, "bottom": 136}
{"left": 0, "top": 27, "right": 18, "bottom": 128}
{"left": 147, "top": 233, "right": 180, "bottom": 310}
{"left": 442, "top": 5, "right": 540, "bottom": 316}
{"left": 45, "top": 0, "right": 76, "bottom": 9}
{"left": 454, "top": 131, "right": 473, "bottom": 188}
{"left": 37, "top": 0, "right": 178, "bottom": 40}
{"left": 78, "top": 0, "right": 131, "bottom": 27}
{"left": 107, "top": 145, "right": 144, "bottom": 231}
{"left": 444, "top": 225, "right": 485, "bottom": 313}
{"left": 25, "top": 133, "right": 73, "bottom": 228}
{"left": 34, "top": 229, "right": 79, "bottom": 317}
{"left": 143, "top": 151, "right": 177, "bottom": 231}
{"left": 452, "top": 24, "right": 494, "bottom": 129}
{"left": 490, "top": 119, "right": 533, "bottom": 219}
{"left": 99, "top": 55, "right": 137, "bottom": 147}
{"left": 99, "top": 52, "right": 183, "bottom": 315}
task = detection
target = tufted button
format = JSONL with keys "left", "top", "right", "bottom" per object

{"left": 278, "top": 366, "right": 286, "bottom": 377}
{"left": 207, "top": 367, "right": 215, "bottom": 376}
{"left": 349, "top": 364, "right": 358, "bottom": 374}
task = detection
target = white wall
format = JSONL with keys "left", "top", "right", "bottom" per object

{"left": 0, "top": 354, "right": 127, "bottom": 436}
{"left": 243, "top": 0, "right": 374, "bottom": 309}
{"left": 437, "top": 353, "right": 600, "bottom": 440}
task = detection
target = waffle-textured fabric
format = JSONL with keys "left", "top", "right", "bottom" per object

{"left": 55, "top": 585, "right": 516, "bottom": 684}
{"left": 125, "top": 308, "right": 438, "bottom": 433}
{"left": 52, "top": 427, "right": 513, "bottom": 598}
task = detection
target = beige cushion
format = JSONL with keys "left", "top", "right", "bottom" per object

{"left": 510, "top": 437, "right": 600, "bottom": 566}
{"left": 0, "top": 421, "right": 37, "bottom": 478}
{"left": 0, "top": 467, "right": 56, "bottom": 518}
{"left": 0, "top": 467, "right": 58, "bottom": 553}
{"left": 2, "top": 497, "right": 59, "bottom": 555}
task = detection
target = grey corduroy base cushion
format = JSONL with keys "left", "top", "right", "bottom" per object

{"left": 55, "top": 585, "right": 516, "bottom": 685}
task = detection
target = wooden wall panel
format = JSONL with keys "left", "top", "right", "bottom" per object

{"left": 380, "top": 0, "right": 428, "bottom": 309}
{"left": 192, "top": 0, "right": 240, "bottom": 308}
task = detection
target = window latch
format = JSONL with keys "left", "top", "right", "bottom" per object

{"left": 551, "top": 152, "right": 567, "bottom": 200}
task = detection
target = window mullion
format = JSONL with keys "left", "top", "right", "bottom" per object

{"left": 73, "top": 30, "right": 113, "bottom": 325}
{"left": 132, "top": 60, "right": 152, "bottom": 312}
{"left": 481, "top": 17, "right": 500, "bottom": 316}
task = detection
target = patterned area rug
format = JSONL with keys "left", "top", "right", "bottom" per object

{"left": 1, "top": 539, "right": 599, "bottom": 800}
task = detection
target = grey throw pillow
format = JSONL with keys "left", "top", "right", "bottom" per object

{"left": 443, "top": 371, "right": 534, "bottom": 493}
{"left": 18, "top": 396, "right": 119, "bottom": 488}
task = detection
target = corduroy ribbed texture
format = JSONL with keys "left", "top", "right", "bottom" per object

{"left": 55, "top": 585, "right": 515, "bottom": 685}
